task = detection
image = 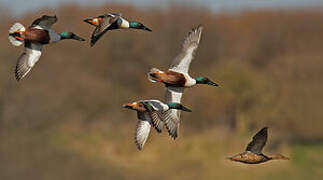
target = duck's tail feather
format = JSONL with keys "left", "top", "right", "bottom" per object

{"left": 9, "top": 23, "right": 25, "bottom": 34}
{"left": 147, "top": 68, "right": 163, "bottom": 83}
{"left": 9, "top": 23, "right": 25, "bottom": 46}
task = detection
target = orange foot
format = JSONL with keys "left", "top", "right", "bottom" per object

{"left": 150, "top": 72, "right": 163, "bottom": 82}
{"left": 16, "top": 30, "right": 25, "bottom": 33}
{"left": 15, "top": 36, "right": 24, "bottom": 41}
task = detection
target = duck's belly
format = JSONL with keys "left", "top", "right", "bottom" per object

{"left": 183, "top": 73, "right": 196, "bottom": 87}
{"left": 241, "top": 153, "right": 268, "bottom": 164}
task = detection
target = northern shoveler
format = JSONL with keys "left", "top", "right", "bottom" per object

{"left": 228, "top": 127, "right": 289, "bottom": 164}
{"left": 8, "top": 15, "right": 85, "bottom": 81}
{"left": 123, "top": 100, "right": 191, "bottom": 150}
{"left": 84, "top": 13, "right": 152, "bottom": 46}
{"left": 147, "top": 25, "right": 219, "bottom": 139}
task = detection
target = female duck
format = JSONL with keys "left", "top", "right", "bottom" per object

{"left": 228, "top": 127, "right": 289, "bottom": 164}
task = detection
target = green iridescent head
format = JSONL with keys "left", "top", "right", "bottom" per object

{"left": 60, "top": 32, "right": 85, "bottom": 41}
{"left": 195, "top": 77, "right": 219, "bottom": 86}
{"left": 167, "top": 103, "right": 192, "bottom": 112}
{"left": 129, "top": 21, "right": 152, "bottom": 32}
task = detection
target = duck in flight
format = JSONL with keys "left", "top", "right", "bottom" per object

{"left": 147, "top": 25, "right": 219, "bottom": 139}
{"left": 123, "top": 100, "right": 191, "bottom": 150}
{"left": 228, "top": 127, "right": 289, "bottom": 164}
{"left": 8, "top": 15, "right": 85, "bottom": 81}
{"left": 84, "top": 13, "right": 152, "bottom": 47}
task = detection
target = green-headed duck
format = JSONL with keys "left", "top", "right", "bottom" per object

{"left": 123, "top": 100, "right": 191, "bottom": 150}
{"left": 147, "top": 25, "right": 219, "bottom": 139}
{"left": 9, "top": 15, "right": 85, "bottom": 81}
{"left": 84, "top": 13, "right": 151, "bottom": 47}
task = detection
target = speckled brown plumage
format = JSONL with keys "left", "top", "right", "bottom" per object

{"left": 228, "top": 127, "right": 289, "bottom": 164}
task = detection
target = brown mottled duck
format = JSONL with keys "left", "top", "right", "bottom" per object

{"left": 228, "top": 127, "right": 289, "bottom": 164}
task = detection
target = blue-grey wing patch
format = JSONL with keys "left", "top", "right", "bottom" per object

{"left": 31, "top": 15, "right": 57, "bottom": 29}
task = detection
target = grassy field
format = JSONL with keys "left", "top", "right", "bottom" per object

{"left": 0, "top": 4, "right": 323, "bottom": 180}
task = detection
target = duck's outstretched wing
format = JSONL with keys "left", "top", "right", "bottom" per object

{"left": 162, "top": 87, "right": 184, "bottom": 139}
{"left": 140, "top": 101, "right": 165, "bottom": 133}
{"left": 15, "top": 42, "right": 42, "bottom": 81}
{"left": 90, "top": 13, "right": 120, "bottom": 46}
{"left": 135, "top": 112, "right": 152, "bottom": 150}
{"left": 31, "top": 15, "right": 57, "bottom": 29}
{"left": 245, "top": 127, "right": 268, "bottom": 154}
{"left": 150, "top": 111, "right": 164, "bottom": 133}
{"left": 168, "top": 25, "right": 203, "bottom": 73}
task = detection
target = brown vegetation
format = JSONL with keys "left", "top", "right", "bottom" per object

{"left": 0, "top": 4, "right": 323, "bottom": 180}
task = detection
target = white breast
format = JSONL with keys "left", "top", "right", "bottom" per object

{"left": 183, "top": 73, "right": 196, "bottom": 87}
{"left": 48, "top": 29, "right": 61, "bottom": 43}
{"left": 120, "top": 18, "right": 130, "bottom": 29}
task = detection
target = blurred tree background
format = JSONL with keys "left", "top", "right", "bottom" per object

{"left": 0, "top": 3, "right": 323, "bottom": 180}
